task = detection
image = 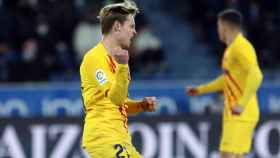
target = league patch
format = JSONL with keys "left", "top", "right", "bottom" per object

{"left": 95, "top": 69, "right": 108, "bottom": 85}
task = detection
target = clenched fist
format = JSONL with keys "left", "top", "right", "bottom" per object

{"left": 140, "top": 97, "right": 157, "bottom": 112}
{"left": 186, "top": 86, "right": 199, "bottom": 96}
{"left": 112, "top": 48, "right": 129, "bottom": 64}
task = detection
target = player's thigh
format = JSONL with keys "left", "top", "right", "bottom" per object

{"left": 84, "top": 143, "right": 142, "bottom": 158}
{"left": 124, "top": 142, "right": 142, "bottom": 158}
{"left": 221, "top": 151, "right": 246, "bottom": 158}
{"left": 220, "top": 121, "right": 257, "bottom": 154}
{"left": 235, "top": 155, "right": 245, "bottom": 158}
{"left": 220, "top": 152, "right": 236, "bottom": 158}
{"left": 83, "top": 145, "right": 115, "bottom": 158}
{"left": 114, "top": 142, "right": 142, "bottom": 158}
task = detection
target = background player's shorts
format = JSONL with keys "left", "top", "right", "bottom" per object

{"left": 83, "top": 141, "right": 142, "bottom": 158}
{"left": 219, "top": 120, "right": 257, "bottom": 154}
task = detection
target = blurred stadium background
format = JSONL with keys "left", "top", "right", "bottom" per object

{"left": 0, "top": 0, "right": 280, "bottom": 158}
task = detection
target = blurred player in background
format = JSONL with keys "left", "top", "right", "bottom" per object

{"left": 80, "top": 1, "right": 157, "bottom": 157}
{"left": 186, "top": 9, "right": 263, "bottom": 158}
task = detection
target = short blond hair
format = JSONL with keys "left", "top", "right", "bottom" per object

{"left": 98, "top": 0, "right": 139, "bottom": 35}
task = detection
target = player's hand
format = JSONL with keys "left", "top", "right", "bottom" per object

{"left": 231, "top": 105, "right": 244, "bottom": 115}
{"left": 186, "top": 86, "right": 199, "bottom": 96}
{"left": 141, "top": 97, "right": 157, "bottom": 112}
{"left": 112, "top": 48, "right": 129, "bottom": 64}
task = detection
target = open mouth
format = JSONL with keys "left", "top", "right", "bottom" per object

{"left": 130, "top": 36, "right": 135, "bottom": 42}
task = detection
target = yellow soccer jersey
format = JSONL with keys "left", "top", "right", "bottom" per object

{"left": 80, "top": 42, "right": 141, "bottom": 147}
{"left": 198, "top": 33, "right": 263, "bottom": 122}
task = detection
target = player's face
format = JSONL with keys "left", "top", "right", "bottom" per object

{"left": 117, "top": 15, "right": 137, "bottom": 49}
{"left": 217, "top": 19, "right": 226, "bottom": 43}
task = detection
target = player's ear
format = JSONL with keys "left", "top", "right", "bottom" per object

{"left": 112, "top": 20, "right": 122, "bottom": 33}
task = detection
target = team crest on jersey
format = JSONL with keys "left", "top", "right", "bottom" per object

{"left": 95, "top": 69, "right": 108, "bottom": 85}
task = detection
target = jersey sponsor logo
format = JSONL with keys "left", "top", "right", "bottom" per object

{"left": 95, "top": 69, "right": 108, "bottom": 85}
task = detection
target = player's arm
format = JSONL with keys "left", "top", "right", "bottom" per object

{"left": 187, "top": 75, "right": 224, "bottom": 96}
{"left": 126, "top": 97, "right": 157, "bottom": 115}
{"left": 197, "top": 75, "right": 224, "bottom": 94}
{"left": 106, "top": 64, "right": 129, "bottom": 106}
{"left": 84, "top": 49, "right": 130, "bottom": 106}
{"left": 126, "top": 99, "right": 143, "bottom": 114}
{"left": 105, "top": 48, "right": 131, "bottom": 106}
{"left": 235, "top": 47, "right": 263, "bottom": 107}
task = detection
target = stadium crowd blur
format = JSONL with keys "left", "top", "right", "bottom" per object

{"left": 0, "top": 0, "right": 279, "bottom": 82}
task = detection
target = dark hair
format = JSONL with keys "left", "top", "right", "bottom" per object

{"left": 99, "top": 1, "right": 139, "bottom": 35}
{"left": 218, "top": 9, "right": 242, "bottom": 27}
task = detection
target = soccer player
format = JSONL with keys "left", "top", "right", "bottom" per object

{"left": 80, "top": 1, "right": 157, "bottom": 158}
{"left": 186, "top": 9, "right": 263, "bottom": 158}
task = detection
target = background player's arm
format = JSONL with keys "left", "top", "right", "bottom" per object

{"left": 235, "top": 47, "right": 263, "bottom": 107}
{"left": 238, "top": 66, "right": 262, "bottom": 106}
{"left": 197, "top": 75, "right": 224, "bottom": 95}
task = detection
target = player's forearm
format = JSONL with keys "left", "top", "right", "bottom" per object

{"left": 126, "top": 99, "right": 144, "bottom": 114}
{"left": 107, "top": 64, "right": 129, "bottom": 106}
{"left": 238, "top": 66, "right": 263, "bottom": 106}
{"left": 197, "top": 75, "right": 224, "bottom": 94}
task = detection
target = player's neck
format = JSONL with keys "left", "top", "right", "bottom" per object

{"left": 226, "top": 31, "right": 240, "bottom": 46}
{"left": 102, "top": 35, "right": 121, "bottom": 56}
